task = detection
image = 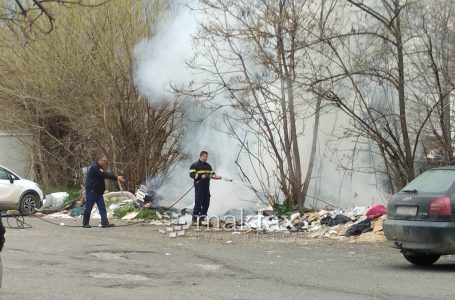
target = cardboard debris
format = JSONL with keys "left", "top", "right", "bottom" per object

{"left": 122, "top": 212, "right": 139, "bottom": 220}
{"left": 309, "top": 227, "right": 328, "bottom": 238}
{"left": 373, "top": 218, "right": 384, "bottom": 232}
{"left": 290, "top": 212, "right": 301, "bottom": 223}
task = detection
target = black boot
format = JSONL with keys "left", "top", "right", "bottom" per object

{"left": 101, "top": 223, "right": 115, "bottom": 228}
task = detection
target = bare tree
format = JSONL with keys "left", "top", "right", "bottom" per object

{"left": 0, "top": 0, "right": 110, "bottom": 34}
{"left": 178, "top": 0, "right": 331, "bottom": 210}
{"left": 0, "top": 0, "right": 183, "bottom": 190}
{"left": 311, "top": 0, "right": 455, "bottom": 192}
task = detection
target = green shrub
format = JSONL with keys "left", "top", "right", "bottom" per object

{"left": 112, "top": 205, "right": 159, "bottom": 221}
{"left": 135, "top": 209, "right": 158, "bottom": 221}
{"left": 64, "top": 189, "right": 81, "bottom": 203}
{"left": 113, "top": 204, "right": 136, "bottom": 219}
{"left": 273, "top": 200, "right": 297, "bottom": 218}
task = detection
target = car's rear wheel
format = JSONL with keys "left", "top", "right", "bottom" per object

{"left": 19, "top": 193, "right": 41, "bottom": 215}
{"left": 402, "top": 251, "right": 440, "bottom": 266}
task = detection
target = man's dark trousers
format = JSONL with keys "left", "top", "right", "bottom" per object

{"left": 193, "top": 186, "right": 210, "bottom": 217}
{"left": 83, "top": 192, "right": 109, "bottom": 226}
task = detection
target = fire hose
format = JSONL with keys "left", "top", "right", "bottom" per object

{"left": 164, "top": 184, "right": 197, "bottom": 211}
{"left": 1, "top": 213, "right": 32, "bottom": 229}
{"left": 164, "top": 176, "right": 227, "bottom": 210}
{"left": 14, "top": 176, "right": 232, "bottom": 229}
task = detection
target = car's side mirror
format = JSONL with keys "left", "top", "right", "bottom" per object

{"left": 9, "top": 174, "right": 14, "bottom": 184}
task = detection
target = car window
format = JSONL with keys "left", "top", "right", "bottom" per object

{"left": 0, "top": 169, "right": 9, "bottom": 180}
{"left": 401, "top": 170, "right": 455, "bottom": 193}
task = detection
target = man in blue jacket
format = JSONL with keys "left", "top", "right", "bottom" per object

{"left": 83, "top": 152, "right": 125, "bottom": 228}
{"left": 189, "top": 151, "right": 221, "bottom": 223}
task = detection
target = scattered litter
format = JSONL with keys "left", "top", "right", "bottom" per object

{"left": 43, "top": 192, "right": 69, "bottom": 209}
{"left": 373, "top": 217, "right": 385, "bottom": 232}
{"left": 345, "top": 219, "right": 372, "bottom": 237}
{"left": 150, "top": 220, "right": 170, "bottom": 226}
{"left": 122, "top": 212, "right": 139, "bottom": 220}
{"left": 41, "top": 187, "right": 387, "bottom": 243}
{"left": 68, "top": 206, "right": 84, "bottom": 217}
{"left": 165, "top": 253, "right": 171, "bottom": 256}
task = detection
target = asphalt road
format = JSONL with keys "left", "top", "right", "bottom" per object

{"left": 1, "top": 216, "right": 455, "bottom": 300}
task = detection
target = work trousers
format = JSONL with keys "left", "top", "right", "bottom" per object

{"left": 83, "top": 193, "right": 109, "bottom": 226}
{"left": 193, "top": 186, "right": 210, "bottom": 217}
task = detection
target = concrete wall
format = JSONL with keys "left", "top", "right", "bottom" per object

{"left": 0, "top": 130, "right": 34, "bottom": 179}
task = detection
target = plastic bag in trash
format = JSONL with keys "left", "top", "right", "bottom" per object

{"left": 320, "top": 214, "right": 352, "bottom": 227}
{"left": 69, "top": 205, "right": 85, "bottom": 217}
{"left": 333, "top": 214, "right": 353, "bottom": 225}
{"left": 320, "top": 216, "right": 337, "bottom": 227}
{"left": 366, "top": 205, "right": 387, "bottom": 220}
{"left": 44, "top": 192, "right": 69, "bottom": 208}
{"left": 344, "top": 219, "right": 372, "bottom": 237}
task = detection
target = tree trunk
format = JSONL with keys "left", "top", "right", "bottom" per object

{"left": 301, "top": 96, "right": 321, "bottom": 211}
{"left": 395, "top": 9, "right": 414, "bottom": 185}
{"left": 442, "top": 83, "right": 452, "bottom": 163}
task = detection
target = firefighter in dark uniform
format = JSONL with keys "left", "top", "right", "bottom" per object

{"left": 82, "top": 152, "right": 125, "bottom": 228}
{"left": 189, "top": 151, "right": 221, "bottom": 222}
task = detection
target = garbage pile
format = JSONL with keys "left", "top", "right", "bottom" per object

{"left": 216, "top": 204, "right": 388, "bottom": 241}
{"left": 142, "top": 204, "right": 387, "bottom": 242}
{"left": 39, "top": 190, "right": 388, "bottom": 241}
{"left": 38, "top": 191, "right": 137, "bottom": 220}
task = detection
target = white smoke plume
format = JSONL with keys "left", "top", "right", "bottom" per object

{"left": 133, "top": 2, "right": 386, "bottom": 215}
{"left": 134, "top": 3, "right": 258, "bottom": 215}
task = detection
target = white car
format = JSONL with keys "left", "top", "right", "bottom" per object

{"left": 0, "top": 165, "right": 43, "bottom": 214}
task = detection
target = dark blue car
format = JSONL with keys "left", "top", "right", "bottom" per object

{"left": 384, "top": 166, "right": 455, "bottom": 265}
